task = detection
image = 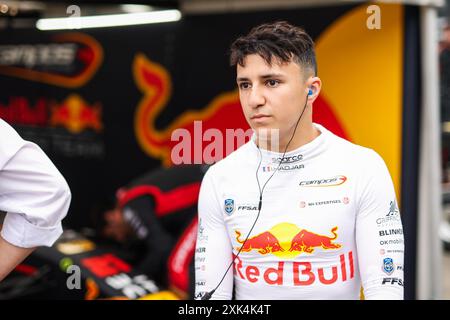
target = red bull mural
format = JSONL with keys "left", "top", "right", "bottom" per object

{"left": 133, "top": 54, "right": 350, "bottom": 167}
{"left": 133, "top": 53, "right": 249, "bottom": 166}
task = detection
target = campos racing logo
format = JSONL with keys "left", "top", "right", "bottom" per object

{"left": 224, "top": 199, "right": 235, "bottom": 215}
{"left": 299, "top": 175, "right": 347, "bottom": 187}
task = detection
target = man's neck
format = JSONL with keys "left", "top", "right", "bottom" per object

{"left": 256, "top": 123, "right": 321, "bottom": 153}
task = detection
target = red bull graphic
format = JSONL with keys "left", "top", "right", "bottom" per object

{"left": 133, "top": 53, "right": 249, "bottom": 166}
{"left": 235, "top": 230, "right": 284, "bottom": 255}
{"left": 288, "top": 226, "right": 341, "bottom": 253}
{"left": 233, "top": 251, "right": 354, "bottom": 286}
{"left": 0, "top": 33, "right": 103, "bottom": 88}
{"left": 235, "top": 223, "right": 341, "bottom": 259}
{"left": 50, "top": 94, "right": 103, "bottom": 134}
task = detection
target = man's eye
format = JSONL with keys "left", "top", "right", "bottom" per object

{"left": 239, "top": 83, "right": 251, "bottom": 89}
{"left": 266, "top": 79, "right": 280, "bottom": 87}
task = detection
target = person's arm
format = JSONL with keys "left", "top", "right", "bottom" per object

{"left": 356, "top": 150, "right": 404, "bottom": 299}
{"left": 0, "top": 120, "right": 71, "bottom": 280}
{"left": 195, "top": 169, "right": 233, "bottom": 300}
{"left": 0, "top": 235, "right": 34, "bottom": 281}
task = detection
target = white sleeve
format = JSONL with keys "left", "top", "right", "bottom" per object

{"left": 356, "top": 150, "right": 404, "bottom": 300}
{"left": 0, "top": 119, "right": 71, "bottom": 248}
{"left": 195, "top": 168, "right": 233, "bottom": 300}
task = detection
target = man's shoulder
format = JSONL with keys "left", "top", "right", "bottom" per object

{"left": 329, "top": 131, "right": 384, "bottom": 164}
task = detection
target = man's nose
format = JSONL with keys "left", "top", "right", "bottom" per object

{"left": 248, "top": 86, "right": 265, "bottom": 108}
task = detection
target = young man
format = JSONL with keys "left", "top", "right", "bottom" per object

{"left": 0, "top": 119, "right": 71, "bottom": 282}
{"left": 195, "top": 21, "right": 404, "bottom": 300}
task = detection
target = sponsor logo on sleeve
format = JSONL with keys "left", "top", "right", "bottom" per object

{"left": 382, "top": 277, "right": 403, "bottom": 286}
{"left": 382, "top": 257, "right": 395, "bottom": 275}
{"left": 224, "top": 199, "right": 235, "bottom": 215}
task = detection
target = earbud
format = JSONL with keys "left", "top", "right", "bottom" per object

{"left": 308, "top": 88, "right": 313, "bottom": 96}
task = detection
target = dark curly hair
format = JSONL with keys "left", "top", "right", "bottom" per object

{"left": 230, "top": 21, "right": 317, "bottom": 79}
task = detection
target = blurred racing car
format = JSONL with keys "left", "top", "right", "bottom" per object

{"left": 0, "top": 229, "right": 179, "bottom": 300}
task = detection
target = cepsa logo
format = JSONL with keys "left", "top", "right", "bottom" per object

{"left": 299, "top": 176, "right": 347, "bottom": 187}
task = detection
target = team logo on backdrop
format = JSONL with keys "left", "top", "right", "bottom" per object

{"left": 0, "top": 33, "right": 103, "bottom": 88}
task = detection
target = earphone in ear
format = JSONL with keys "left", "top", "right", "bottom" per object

{"left": 308, "top": 87, "right": 313, "bottom": 96}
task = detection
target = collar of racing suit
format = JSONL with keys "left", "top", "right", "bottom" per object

{"left": 249, "top": 122, "right": 331, "bottom": 165}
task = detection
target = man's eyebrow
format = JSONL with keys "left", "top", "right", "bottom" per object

{"left": 236, "top": 77, "right": 249, "bottom": 82}
{"left": 236, "top": 74, "right": 285, "bottom": 82}
{"left": 260, "top": 73, "right": 285, "bottom": 79}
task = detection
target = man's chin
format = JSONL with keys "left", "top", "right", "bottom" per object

{"left": 253, "top": 126, "right": 280, "bottom": 136}
{"left": 252, "top": 127, "right": 281, "bottom": 152}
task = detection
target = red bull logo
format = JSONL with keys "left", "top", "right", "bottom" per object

{"left": 234, "top": 251, "right": 354, "bottom": 286}
{"left": 288, "top": 226, "right": 341, "bottom": 253}
{"left": 50, "top": 94, "right": 102, "bottom": 134}
{"left": 235, "top": 230, "right": 284, "bottom": 255}
{"left": 235, "top": 223, "right": 341, "bottom": 259}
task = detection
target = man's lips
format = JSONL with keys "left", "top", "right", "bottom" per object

{"left": 251, "top": 114, "right": 271, "bottom": 119}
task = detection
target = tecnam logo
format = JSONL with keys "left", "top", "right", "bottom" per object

{"left": 299, "top": 175, "right": 347, "bottom": 187}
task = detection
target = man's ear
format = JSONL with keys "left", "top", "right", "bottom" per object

{"left": 307, "top": 77, "right": 322, "bottom": 102}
